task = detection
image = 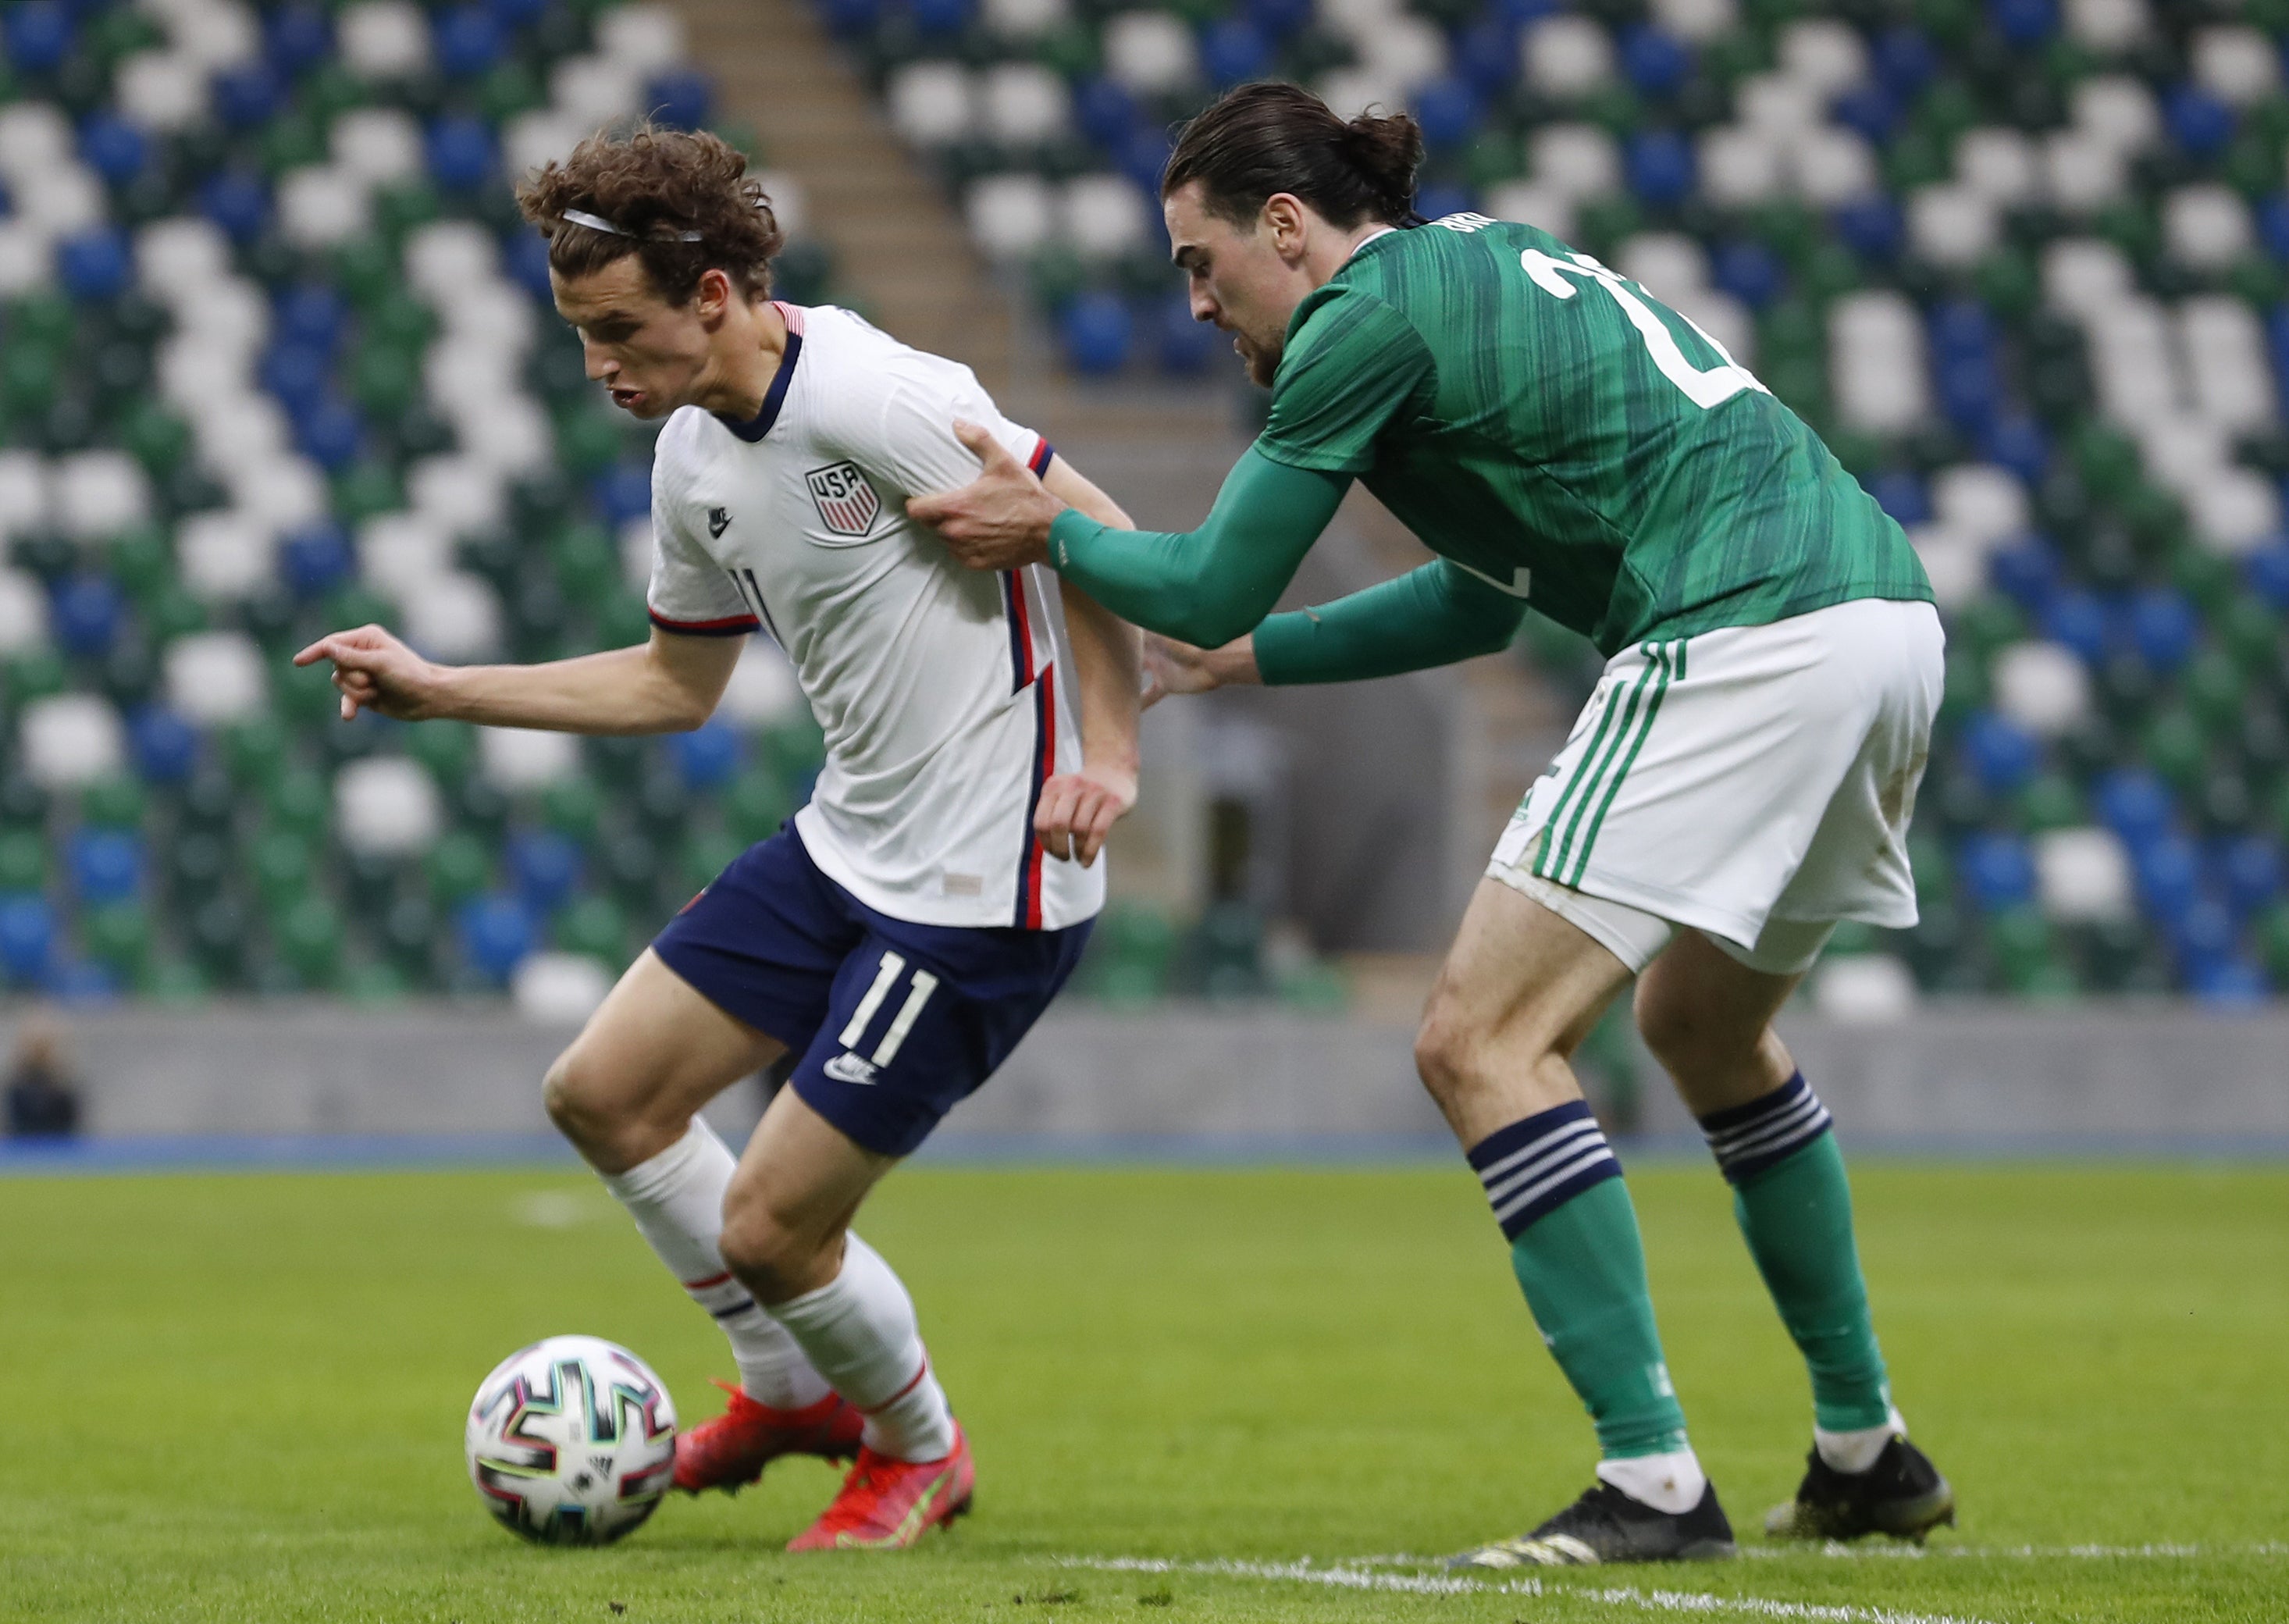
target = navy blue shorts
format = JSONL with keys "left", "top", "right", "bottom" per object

{"left": 650, "top": 828, "right": 1092, "bottom": 1157}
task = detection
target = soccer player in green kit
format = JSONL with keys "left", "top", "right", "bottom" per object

{"left": 911, "top": 82, "right": 1956, "bottom": 1565}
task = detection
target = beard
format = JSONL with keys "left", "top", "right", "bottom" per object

{"left": 1235, "top": 330, "right": 1282, "bottom": 388}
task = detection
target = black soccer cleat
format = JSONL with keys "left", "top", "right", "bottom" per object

{"left": 1449, "top": 1480, "right": 1738, "bottom": 1569}
{"left": 1764, "top": 1436, "right": 1956, "bottom": 1544}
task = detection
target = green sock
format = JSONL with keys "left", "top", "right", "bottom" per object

{"left": 1703, "top": 1075, "right": 1892, "bottom": 1433}
{"left": 1472, "top": 1103, "right": 1689, "bottom": 1458}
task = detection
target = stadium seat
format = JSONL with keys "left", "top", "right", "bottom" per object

{"left": 335, "top": 755, "right": 441, "bottom": 857}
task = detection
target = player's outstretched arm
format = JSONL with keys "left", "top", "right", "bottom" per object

{"left": 291, "top": 623, "right": 744, "bottom": 735}
{"left": 1034, "top": 456, "right": 1141, "bottom": 867}
{"left": 912, "top": 430, "right": 1349, "bottom": 650}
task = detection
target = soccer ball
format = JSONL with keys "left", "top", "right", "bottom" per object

{"left": 464, "top": 1334, "right": 678, "bottom": 1546}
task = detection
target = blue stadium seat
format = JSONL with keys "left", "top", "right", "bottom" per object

{"left": 214, "top": 63, "right": 284, "bottom": 132}
{"left": 2042, "top": 588, "right": 2110, "bottom": 667}
{"left": 1962, "top": 712, "right": 2040, "bottom": 796}
{"left": 79, "top": 114, "right": 148, "bottom": 187}
{"left": 281, "top": 523, "right": 354, "bottom": 601}
{"left": 434, "top": 6, "right": 505, "bottom": 78}
{"left": 427, "top": 116, "right": 498, "bottom": 192}
{"left": 1866, "top": 470, "right": 1929, "bottom": 527}
{"left": 2095, "top": 767, "right": 2176, "bottom": 846}
{"left": 1987, "top": 0, "right": 2056, "bottom": 47}
{"left": 0, "top": 895, "right": 57, "bottom": 986}
{"left": 1061, "top": 290, "right": 1134, "bottom": 376}
{"left": 2127, "top": 587, "right": 2198, "bottom": 677}
{"left": 198, "top": 171, "right": 271, "bottom": 245}
{"left": 2165, "top": 85, "right": 2235, "bottom": 162}
{"left": 507, "top": 830, "right": 583, "bottom": 915}
{"left": 650, "top": 69, "right": 714, "bottom": 132}
{"left": 1711, "top": 240, "right": 1785, "bottom": 309}
{"left": 1988, "top": 535, "right": 2059, "bottom": 618}
{"left": 458, "top": 893, "right": 536, "bottom": 985}
{"left": 1620, "top": 26, "right": 1691, "bottom": 100}
{"left": 1201, "top": 20, "right": 1273, "bottom": 90}
{"left": 1958, "top": 832, "right": 2034, "bottom": 911}
{"left": 58, "top": 228, "right": 130, "bottom": 303}
{"left": 1412, "top": 79, "right": 1481, "bottom": 152}
{"left": 130, "top": 708, "right": 200, "bottom": 786}
{"left": 51, "top": 574, "right": 123, "bottom": 660}
{"left": 265, "top": 5, "right": 333, "bottom": 78}
{"left": 667, "top": 719, "right": 743, "bottom": 792}
{"left": 67, "top": 828, "right": 143, "bottom": 906}
{"left": 2, "top": 2, "right": 73, "bottom": 76}
{"left": 1625, "top": 130, "right": 1695, "bottom": 210}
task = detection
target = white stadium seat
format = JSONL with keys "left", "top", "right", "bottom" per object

{"left": 888, "top": 62, "right": 976, "bottom": 148}
{"left": 1791, "top": 127, "right": 1878, "bottom": 206}
{"left": 52, "top": 451, "right": 151, "bottom": 540}
{"left": 594, "top": 5, "right": 687, "bottom": 76}
{"left": 2191, "top": 26, "right": 2278, "bottom": 106}
{"left": 2186, "top": 471, "right": 2281, "bottom": 557}
{"left": 983, "top": 0, "right": 1069, "bottom": 40}
{"left": 338, "top": 0, "right": 432, "bottom": 80}
{"left": 1828, "top": 291, "right": 1930, "bottom": 433}
{"left": 164, "top": 631, "right": 271, "bottom": 727}
{"left": 1485, "top": 180, "right": 1576, "bottom": 243}
{"left": 1932, "top": 465, "right": 2030, "bottom": 548}
{"left": 336, "top": 757, "right": 443, "bottom": 858}
{"left": 2065, "top": 0, "right": 2148, "bottom": 52}
{"left": 13, "top": 168, "right": 105, "bottom": 240}
{"left": 1956, "top": 127, "right": 2042, "bottom": 207}
{"left": 114, "top": 52, "right": 208, "bottom": 131}
{"left": 479, "top": 725, "right": 581, "bottom": 792}
{"left": 513, "top": 953, "right": 614, "bottom": 1024}
{"left": 1523, "top": 16, "right": 1614, "bottom": 100}
{"left": 1698, "top": 126, "right": 1784, "bottom": 208}
{"left": 1356, "top": 16, "right": 1447, "bottom": 94}
{"left": 550, "top": 55, "right": 644, "bottom": 130}
{"left": 1734, "top": 73, "right": 1823, "bottom": 134}
{"left": 2071, "top": 76, "right": 2160, "bottom": 154}
{"left": 2045, "top": 131, "right": 2127, "bottom": 214}
{"left": 504, "top": 110, "right": 587, "bottom": 179}
{"left": 1907, "top": 183, "right": 1999, "bottom": 268}
{"left": 20, "top": 693, "right": 125, "bottom": 790}
{"left": 401, "top": 572, "right": 504, "bottom": 663}
{"left": 0, "top": 104, "right": 73, "bottom": 176}
{"left": 1908, "top": 525, "right": 1986, "bottom": 611}
{"left": 1993, "top": 641, "right": 2093, "bottom": 736}
{"left": 1810, "top": 954, "right": 1919, "bottom": 1022}
{"left": 1527, "top": 124, "right": 1622, "bottom": 201}
{"left": 136, "top": 217, "right": 234, "bottom": 298}
{"left": 1617, "top": 233, "right": 1708, "bottom": 301}
{"left": 0, "top": 568, "right": 48, "bottom": 657}
{"left": 176, "top": 511, "right": 276, "bottom": 604}
{"left": 166, "top": 0, "right": 262, "bottom": 70}
{"left": 1650, "top": 0, "right": 1736, "bottom": 41}
{"left": 967, "top": 173, "right": 1055, "bottom": 263}
{"left": 981, "top": 63, "right": 1072, "bottom": 146}
{"left": 0, "top": 451, "right": 51, "bottom": 540}
{"left": 408, "top": 456, "right": 509, "bottom": 539}
{"left": 1062, "top": 174, "right": 1148, "bottom": 262}
{"left": 2037, "top": 828, "right": 2134, "bottom": 923}
{"left": 359, "top": 514, "right": 456, "bottom": 602}
{"left": 1102, "top": 12, "right": 1198, "bottom": 97}
{"left": 404, "top": 221, "right": 500, "bottom": 299}
{"left": 332, "top": 107, "right": 425, "bottom": 187}
{"left": 228, "top": 458, "right": 329, "bottom": 533}
{"left": 0, "top": 223, "right": 48, "bottom": 296}
{"left": 2041, "top": 237, "right": 2134, "bottom": 318}
{"left": 2162, "top": 185, "right": 2252, "bottom": 269}
{"left": 714, "top": 639, "right": 806, "bottom": 728}
{"left": 277, "top": 166, "right": 375, "bottom": 250}
{"left": 1775, "top": 19, "right": 1866, "bottom": 94}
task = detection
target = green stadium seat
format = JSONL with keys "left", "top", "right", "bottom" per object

{"left": 274, "top": 895, "right": 346, "bottom": 988}
{"left": 722, "top": 767, "right": 793, "bottom": 846}
{"left": 80, "top": 775, "right": 146, "bottom": 831}
{"left": 251, "top": 829, "right": 317, "bottom": 917}
{"left": 681, "top": 828, "right": 747, "bottom": 896}
{"left": 83, "top": 899, "right": 150, "bottom": 981}
{"left": 265, "top": 767, "right": 333, "bottom": 845}
{"left": 2017, "top": 772, "right": 2084, "bottom": 833}
{"left": 552, "top": 524, "right": 621, "bottom": 615}
{"left": 425, "top": 829, "right": 493, "bottom": 908}
{"left": 541, "top": 775, "right": 603, "bottom": 844}
{"left": 554, "top": 894, "right": 628, "bottom": 966}
{"left": 0, "top": 828, "right": 47, "bottom": 892}
{"left": 340, "top": 957, "right": 410, "bottom": 1003}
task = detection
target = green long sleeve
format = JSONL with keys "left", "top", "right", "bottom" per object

{"left": 1048, "top": 447, "right": 1350, "bottom": 649}
{"left": 1251, "top": 558, "right": 1527, "bottom": 686}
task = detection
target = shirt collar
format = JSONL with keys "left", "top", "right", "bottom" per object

{"left": 714, "top": 301, "right": 805, "bottom": 443}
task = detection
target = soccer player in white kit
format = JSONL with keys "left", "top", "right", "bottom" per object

{"left": 297, "top": 128, "right": 1142, "bottom": 1550}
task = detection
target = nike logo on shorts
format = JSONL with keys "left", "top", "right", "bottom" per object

{"left": 822, "top": 1052, "right": 880, "bottom": 1085}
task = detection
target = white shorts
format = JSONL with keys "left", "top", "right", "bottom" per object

{"left": 1488, "top": 597, "right": 1944, "bottom": 976}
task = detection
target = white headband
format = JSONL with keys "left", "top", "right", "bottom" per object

{"left": 561, "top": 208, "right": 704, "bottom": 241}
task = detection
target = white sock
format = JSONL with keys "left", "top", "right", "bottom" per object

{"left": 596, "top": 1119, "right": 832, "bottom": 1412}
{"left": 1815, "top": 1407, "right": 1906, "bottom": 1475}
{"left": 767, "top": 1231, "right": 956, "bottom": 1463}
{"left": 1597, "top": 1448, "right": 1708, "bottom": 1515}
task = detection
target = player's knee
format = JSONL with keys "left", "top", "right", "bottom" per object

{"left": 543, "top": 1044, "right": 618, "bottom": 1155}
{"left": 1413, "top": 1002, "right": 1483, "bottom": 1106}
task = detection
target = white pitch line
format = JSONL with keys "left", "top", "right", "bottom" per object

{"left": 1058, "top": 1556, "right": 2001, "bottom": 1624}
{"left": 1349, "top": 1542, "right": 2287, "bottom": 1565}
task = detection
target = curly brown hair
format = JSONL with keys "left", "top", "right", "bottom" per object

{"left": 516, "top": 126, "right": 785, "bottom": 305}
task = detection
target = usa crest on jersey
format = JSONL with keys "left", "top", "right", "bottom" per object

{"left": 806, "top": 461, "right": 881, "bottom": 536}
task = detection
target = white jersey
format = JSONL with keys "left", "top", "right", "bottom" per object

{"left": 646, "top": 303, "right": 1102, "bottom": 931}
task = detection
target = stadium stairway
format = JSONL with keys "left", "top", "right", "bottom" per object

{"left": 671, "top": 0, "right": 1019, "bottom": 384}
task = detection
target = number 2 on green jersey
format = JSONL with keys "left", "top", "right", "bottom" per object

{"left": 1521, "top": 248, "right": 1771, "bottom": 411}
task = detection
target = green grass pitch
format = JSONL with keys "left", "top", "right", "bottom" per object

{"left": 5, "top": 1159, "right": 2284, "bottom": 1622}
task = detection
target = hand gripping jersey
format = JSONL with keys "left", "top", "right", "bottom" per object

{"left": 1255, "top": 216, "right": 1932, "bottom": 655}
{"left": 645, "top": 303, "right": 1102, "bottom": 931}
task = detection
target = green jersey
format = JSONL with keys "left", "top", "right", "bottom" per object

{"left": 1252, "top": 216, "right": 1929, "bottom": 657}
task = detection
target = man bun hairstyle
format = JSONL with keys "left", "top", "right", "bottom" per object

{"left": 517, "top": 125, "right": 785, "bottom": 304}
{"left": 1162, "top": 81, "right": 1423, "bottom": 230}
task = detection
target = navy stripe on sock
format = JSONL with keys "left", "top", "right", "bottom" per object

{"left": 1466, "top": 1100, "right": 1623, "bottom": 1241}
{"left": 1697, "top": 1072, "right": 1833, "bottom": 1185}
{"left": 707, "top": 1295, "right": 760, "bottom": 1322}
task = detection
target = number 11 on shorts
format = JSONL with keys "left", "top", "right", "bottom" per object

{"left": 838, "top": 952, "right": 942, "bottom": 1067}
